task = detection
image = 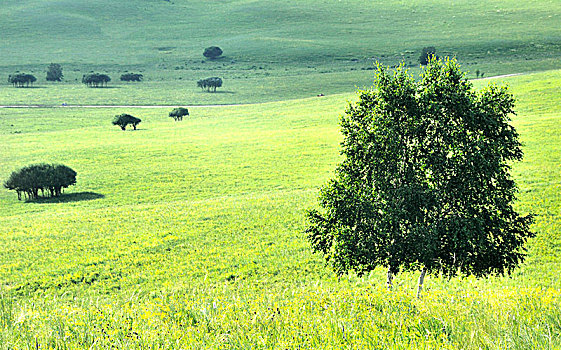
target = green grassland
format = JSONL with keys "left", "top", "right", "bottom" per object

{"left": 1, "top": 0, "right": 561, "bottom": 104}
{"left": 1, "top": 0, "right": 561, "bottom": 347}
{"left": 0, "top": 69, "right": 560, "bottom": 348}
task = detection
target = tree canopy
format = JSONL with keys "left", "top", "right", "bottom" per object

{"left": 112, "top": 114, "right": 141, "bottom": 130}
{"left": 306, "top": 58, "right": 534, "bottom": 297}
{"left": 82, "top": 73, "right": 111, "bottom": 87}
{"left": 169, "top": 107, "right": 189, "bottom": 121}
{"left": 8, "top": 73, "right": 37, "bottom": 87}
{"left": 4, "top": 164, "right": 77, "bottom": 200}
{"left": 197, "top": 77, "right": 223, "bottom": 92}
{"left": 203, "top": 46, "right": 223, "bottom": 59}
{"left": 46, "top": 63, "right": 63, "bottom": 82}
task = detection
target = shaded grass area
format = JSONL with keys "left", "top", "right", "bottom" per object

{"left": 27, "top": 192, "right": 105, "bottom": 204}
{"left": 0, "top": 71, "right": 560, "bottom": 347}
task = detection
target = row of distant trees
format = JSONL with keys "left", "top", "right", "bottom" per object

{"left": 7, "top": 64, "right": 145, "bottom": 88}
{"left": 8, "top": 68, "right": 222, "bottom": 91}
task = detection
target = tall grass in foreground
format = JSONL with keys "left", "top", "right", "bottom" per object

{"left": 1, "top": 283, "right": 560, "bottom": 349}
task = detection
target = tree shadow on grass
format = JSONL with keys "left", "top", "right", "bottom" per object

{"left": 213, "top": 90, "right": 235, "bottom": 94}
{"left": 27, "top": 192, "right": 105, "bottom": 204}
{"left": 198, "top": 90, "right": 235, "bottom": 94}
{"left": 14, "top": 86, "right": 47, "bottom": 89}
{"left": 88, "top": 86, "right": 121, "bottom": 89}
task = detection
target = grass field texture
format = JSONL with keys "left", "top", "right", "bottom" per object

{"left": 0, "top": 68, "right": 560, "bottom": 348}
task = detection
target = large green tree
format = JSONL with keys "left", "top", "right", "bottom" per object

{"left": 306, "top": 58, "right": 534, "bottom": 297}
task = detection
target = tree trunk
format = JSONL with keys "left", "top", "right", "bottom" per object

{"left": 386, "top": 267, "right": 393, "bottom": 290}
{"left": 416, "top": 267, "right": 427, "bottom": 299}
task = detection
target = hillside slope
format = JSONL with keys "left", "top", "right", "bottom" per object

{"left": 1, "top": 0, "right": 560, "bottom": 102}
{"left": 0, "top": 70, "right": 560, "bottom": 348}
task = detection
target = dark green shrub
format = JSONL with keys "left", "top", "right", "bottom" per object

{"left": 203, "top": 46, "right": 223, "bottom": 59}
{"left": 169, "top": 107, "right": 189, "bottom": 121}
{"left": 112, "top": 114, "right": 141, "bottom": 130}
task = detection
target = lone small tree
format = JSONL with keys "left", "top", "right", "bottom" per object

{"left": 203, "top": 46, "right": 223, "bottom": 60}
{"left": 112, "top": 114, "right": 141, "bottom": 130}
{"left": 46, "top": 63, "right": 63, "bottom": 82}
{"left": 306, "top": 58, "right": 534, "bottom": 298}
{"left": 4, "top": 164, "right": 76, "bottom": 200}
{"left": 169, "top": 107, "right": 189, "bottom": 121}
{"left": 419, "top": 46, "right": 437, "bottom": 65}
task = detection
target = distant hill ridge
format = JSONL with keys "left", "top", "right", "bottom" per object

{"left": 2, "top": 0, "right": 560, "bottom": 68}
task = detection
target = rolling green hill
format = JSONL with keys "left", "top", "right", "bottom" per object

{"left": 0, "top": 70, "right": 560, "bottom": 348}
{"left": 1, "top": 0, "right": 561, "bottom": 104}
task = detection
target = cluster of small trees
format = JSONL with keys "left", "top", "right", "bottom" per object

{"left": 197, "top": 77, "right": 223, "bottom": 92}
{"left": 8, "top": 73, "right": 37, "bottom": 87}
{"left": 4, "top": 164, "right": 77, "bottom": 200}
{"left": 82, "top": 73, "right": 111, "bottom": 88}
{"left": 120, "top": 73, "right": 143, "bottom": 82}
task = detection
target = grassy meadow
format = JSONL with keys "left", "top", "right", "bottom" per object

{"left": 1, "top": 0, "right": 561, "bottom": 348}
{"left": 1, "top": 0, "right": 561, "bottom": 105}
{"left": 1, "top": 69, "right": 561, "bottom": 348}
